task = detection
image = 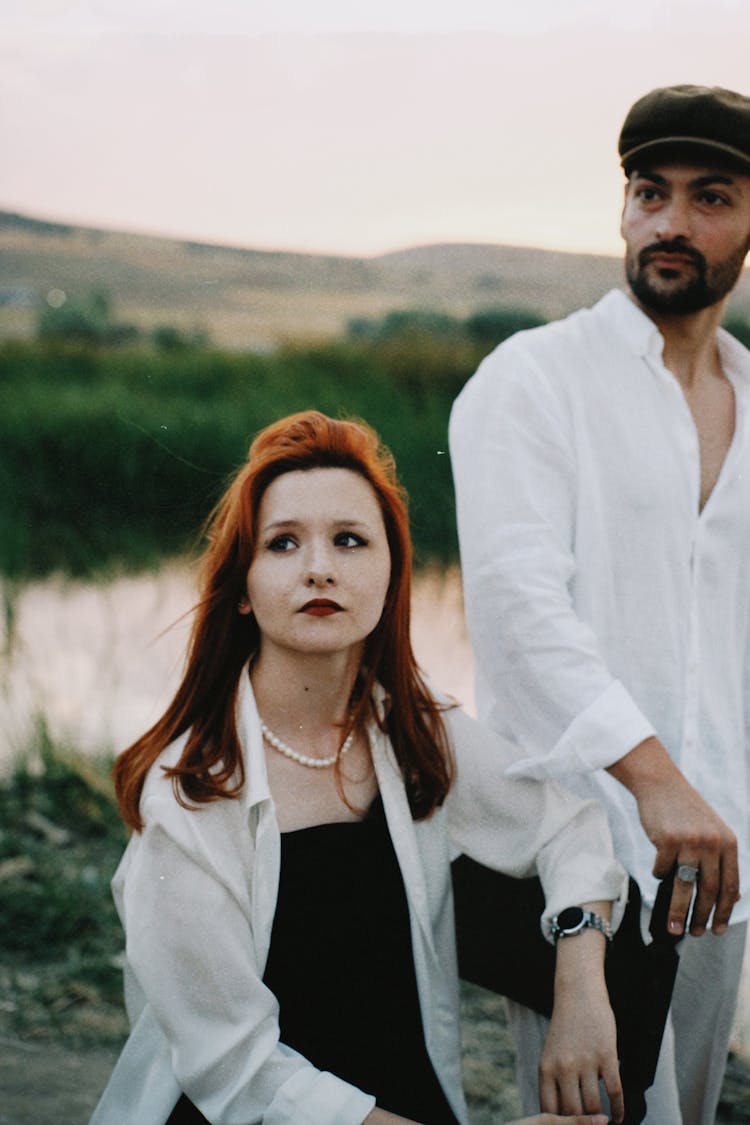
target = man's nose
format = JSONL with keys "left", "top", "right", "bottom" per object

{"left": 656, "top": 196, "right": 693, "bottom": 242}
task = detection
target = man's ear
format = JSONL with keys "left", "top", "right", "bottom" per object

{"left": 620, "top": 178, "right": 631, "bottom": 239}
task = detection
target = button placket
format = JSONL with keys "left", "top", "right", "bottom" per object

{"left": 647, "top": 353, "right": 703, "bottom": 776}
{"left": 681, "top": 525, "right": 701, "bottom": 779}
{"left": 647, "top": 353, "right": 702, "bottom": 516}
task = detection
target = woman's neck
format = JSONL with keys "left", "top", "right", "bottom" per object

{"left": 251, "top": 647, "right": 378, "bottom": 831}
{"left": 250, "top": 647, "right": 362, "bottom": 738}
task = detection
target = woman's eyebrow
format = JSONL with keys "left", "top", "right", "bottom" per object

{"left": 260, "top": 517, "right": 371, "bottom": 531}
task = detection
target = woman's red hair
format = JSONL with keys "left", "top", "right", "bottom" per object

{"left": 114, "top": 410, "right": 453, "bottom": 830}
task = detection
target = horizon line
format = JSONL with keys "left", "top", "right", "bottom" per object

{"left": 0, "top": 204, "right": 625, "bottom": 264}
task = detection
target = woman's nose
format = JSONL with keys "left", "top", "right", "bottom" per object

{"left": 305, "top": 544, "right": 336, "bottom": 586}
{"left": 305, "top": 571, "right": 335, "bottom": 586}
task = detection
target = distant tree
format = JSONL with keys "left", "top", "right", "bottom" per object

{"left": 106, "top": 323, "right": 141, "bottom": 346}
{"left": 152, "top": 324, "right": 188, "bottom": 351}
{"left": 346, "top": 316, "right": 378, "bottom": 340}
{"left": 347, "top": 308, "right": 461, "bottom": 342}
{"left": 464, "top": 307, "right": 546, "bottom": 349}
{"left": 36, "top": 288, "right": 140, "bottom": 346}
{"left": 724, "top": 313, "right": 750, "bottom": 350}
{"left": 151, "top": 324, "right": 210, "bottom": 351}
{"left": 37, "top": 289, "right": 108, "bottom": 343}
{"left": 377, "top": 309, "right": 461, "bottom": 339}
{"left": 347, "top": 305, "right": 546, "bottom": 352}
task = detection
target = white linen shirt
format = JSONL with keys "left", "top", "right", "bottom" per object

{"left": 90, "top": 671, "right": 626, "bottom": 1125}
{"left": 449, "top": 287, "right": 750, "bottom": 920}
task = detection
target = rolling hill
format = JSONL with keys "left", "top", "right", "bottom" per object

{"left": 2, "top": 210, "right": 749, "bottom": 350}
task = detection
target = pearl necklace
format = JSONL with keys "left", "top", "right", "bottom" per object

{"left": 260, "top": 718, "right": 354, "bottom": 769}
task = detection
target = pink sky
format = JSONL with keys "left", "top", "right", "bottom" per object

{"left": 2, "top": 1, "right": 750, "bottom": 257}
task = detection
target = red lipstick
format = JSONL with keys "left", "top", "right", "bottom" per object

{"left": 299, "top": 599, "right": 343, "bottom": 616}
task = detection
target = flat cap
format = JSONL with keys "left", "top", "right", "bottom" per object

{"left": 619, "top": 84, "right": 750, "bottom": 174}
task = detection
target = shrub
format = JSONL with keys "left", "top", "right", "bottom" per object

{"left": 1, "top": 336, "right": 461, "bottom": 578}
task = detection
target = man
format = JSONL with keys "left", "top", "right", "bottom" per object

{"left": 449, "top": 85, "right": 750, "bottom": 1125}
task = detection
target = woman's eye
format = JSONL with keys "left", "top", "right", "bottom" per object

{"left": 335, "top": 531, "right": 367, "bottom": 548}
{"left": 267, "top": 535, "right": 297, "bottom": 552}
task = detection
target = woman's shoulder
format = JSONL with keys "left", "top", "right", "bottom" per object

{"left": 138, "top": 730, "right": 189, "bottom": 807}
{"left": 440, "top": 703, "right": 529, "bottom": 778}
{"left": 137, "top": 730, "right": 259, "bottom": 834}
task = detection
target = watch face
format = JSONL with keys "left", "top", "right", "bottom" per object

{"left": 556, "top": 906, "right": 585, "bottom": 932}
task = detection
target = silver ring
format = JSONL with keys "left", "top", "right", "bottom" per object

{"left": 676, "top": 862, "right": 699, "bottom": 884}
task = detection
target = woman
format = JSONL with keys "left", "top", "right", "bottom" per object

{"left": 91, "top": 411, "right": 627, "bottom": 1125}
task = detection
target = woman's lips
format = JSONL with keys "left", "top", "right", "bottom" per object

{"left": 299, "top": 599, "right": 343, "bottom": 616}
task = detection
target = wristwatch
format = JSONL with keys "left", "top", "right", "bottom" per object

{"left": 550, "top": 906, "right": 613, "bottom": 942}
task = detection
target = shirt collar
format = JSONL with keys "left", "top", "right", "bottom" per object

{"left": 597, "top": 288, "right": 665, "bottom": 360}
{"left": 235, "top": 665, "right": 272, "bottom": 809}
{"left": 718, "top": 327, "right": 750, "bottom": 391}
{"left": 598, "top": 288, "right": 750, "bottom": 393}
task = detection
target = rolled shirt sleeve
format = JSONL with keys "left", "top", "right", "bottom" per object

{"left": 449, "top": 334, "right": 656, "bottom": 778}
{"left": 444, "top": 707, "right": 629, "bottom": 939}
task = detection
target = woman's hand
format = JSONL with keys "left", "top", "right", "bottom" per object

{"left": 539, "top": 914, "right": 624, "bottom": 1124}
{"left": 363, "top": 1110, "right": 423, "bottom": 1124}
{"left": 363, "top": 1113, "right": 609, "bottom": 1125}
{"left": 511, "top": 1116, "right": 609, "bottom": 1125}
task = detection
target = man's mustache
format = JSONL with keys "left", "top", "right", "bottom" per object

{"left": 639, "top": 240, "right": 706, "bottom": 271}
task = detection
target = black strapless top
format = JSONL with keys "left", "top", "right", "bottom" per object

{"left": 166, "top": 796, "right": 458, "bottom": 1124}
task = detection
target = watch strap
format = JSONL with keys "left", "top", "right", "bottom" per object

{"left": 551, "top": 907, "right": 613, "bottom": 942}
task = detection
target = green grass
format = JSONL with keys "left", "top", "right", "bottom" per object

{"left": 4, "top": 305, "right": 750, "bottom": 583}
{"left": 0, "top": 725, "right": 129, "bottom": 1045}
{"left": 0, "top": 337, "right": 469, "bottom": 580}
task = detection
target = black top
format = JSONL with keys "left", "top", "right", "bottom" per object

{"left": 166, "top": 795, "right": 459, "bottom": 1125}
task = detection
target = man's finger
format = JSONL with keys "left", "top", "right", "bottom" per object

{"left": 711, "top": 847, "right": 741, "bottom": 934}
{"left": 652, "top": 841, "right": 679, "bottom": 880}
{"left": 667, "top": 859, "right": 699, "bottom": 935}
{"left": 690, "top": 855, "right": 719, "bottom": 934}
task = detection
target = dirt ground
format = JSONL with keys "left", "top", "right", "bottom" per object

{"left": 2, "top": 990, "right": 748, "bottom": 1125}
{"left": 0, "top": 982, "right": 520, "bottom": 1125}
{"left": 0, "top": 1036, "right": 118, "bottom": 1125}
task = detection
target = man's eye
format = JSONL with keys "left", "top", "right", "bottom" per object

{"left": 335, "top": 532, "right": 367, "bottom": 548}
{"left": 699, "top": 191, "right": 727, "bottom": 206}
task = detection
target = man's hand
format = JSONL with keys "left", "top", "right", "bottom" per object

{"left": 608, "top": 736, "right": 740, "bottom": 936}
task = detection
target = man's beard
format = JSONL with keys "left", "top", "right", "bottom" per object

{"left": 625, "top": 239, "right": 748, "bottom": 315}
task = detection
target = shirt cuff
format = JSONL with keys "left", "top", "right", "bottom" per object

{"left": 506, "top": 680, "right": 656, "bottom": 780}
{"left": 540, "top": 856, "right": 630, "bottom": 941}
{"left": 264, "top": 1068, "right": 377, "bottom": 1124}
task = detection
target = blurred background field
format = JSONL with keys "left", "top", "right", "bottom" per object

{"left": 2, "top": 210, "right": 750, "bottom": 1121}
{"left": 4, "top": 208, "right": 750, "bottom": 585}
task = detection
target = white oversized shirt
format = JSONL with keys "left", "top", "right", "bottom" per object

{"left": 90, "top": 672, "right": 626, "bottom": 1125}
{"left": 450, "top": 288, "right": 750, "bottom": 919}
